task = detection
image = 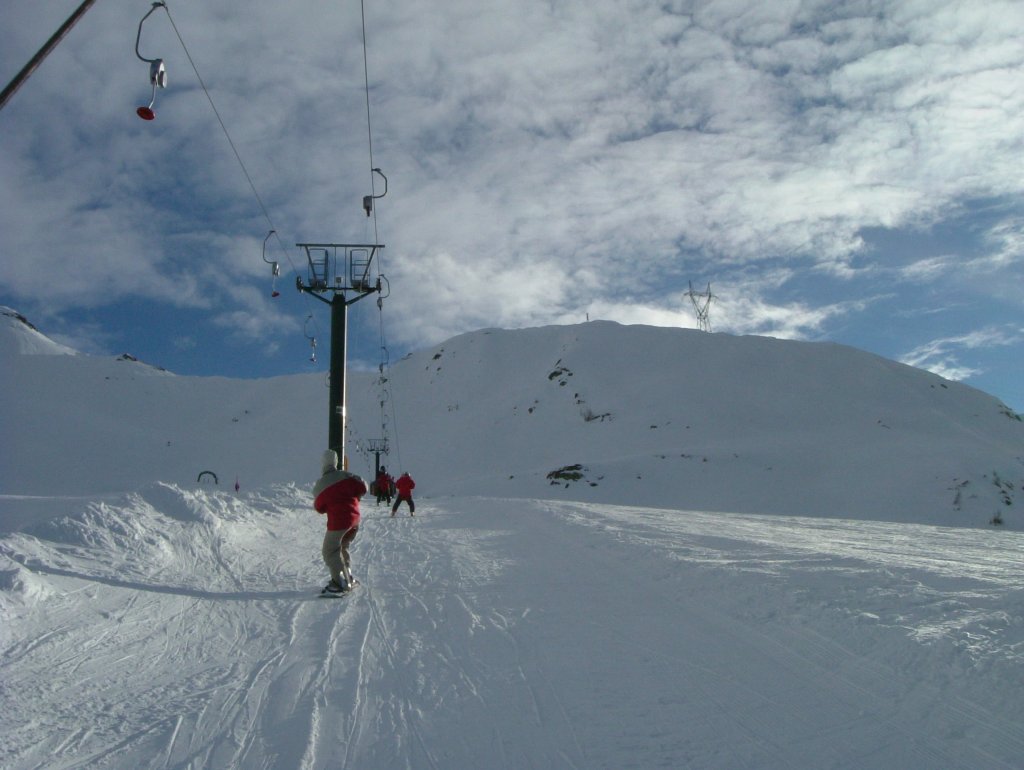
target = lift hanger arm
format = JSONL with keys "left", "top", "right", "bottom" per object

{"left": 135, "top": 2, "right": 168, "bottom": 64}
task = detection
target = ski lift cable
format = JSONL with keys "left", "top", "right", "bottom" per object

{"left": 359, "top": 0, "right": 400, "bottom": 468}
{"left": 360, "top": 0, "right": 384, "bottom": 274}
{"left": 159, "top": 6, "right": 299, "bottom": 279}
{"left": 161, "top": 5, "right": 271, "bottom": 226}
{"left": 159, "top": 3, "right": 323, "bottom": 340}
{"left": 377, "top": 301, "right": 402, "bottom": 472}
{"left": 359, "top": 3, "right": 388, "bottom": 361}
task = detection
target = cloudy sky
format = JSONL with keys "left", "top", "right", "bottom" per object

{"left": 2, "top": 0, "right": 1023, "bottom": 409}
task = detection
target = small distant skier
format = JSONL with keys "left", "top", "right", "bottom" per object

{"left": 391, "top": 471, "right": 416, "bottom": 517}
{"left": 375, "top": 466, "right": 394, "bottom": 507}
{"left": 313, "top": 449, "right": 367, "bottom": 594}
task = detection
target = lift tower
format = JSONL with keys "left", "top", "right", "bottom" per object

{"left": 296, "top": 243, "right": 383, "bottom": 466}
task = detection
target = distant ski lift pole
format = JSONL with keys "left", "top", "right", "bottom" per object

{"left": 262, "top": 230, "right": 281, "bottom": 297}
{"left": 362, "top": 168, "right": 388, "bottom": 217}
{"left": 135, "top": 2, "right": 167, "bottom": 120}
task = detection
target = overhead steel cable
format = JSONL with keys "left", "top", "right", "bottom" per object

{"left": 160, "top": 2, "right": 321, "bottom": 340}
{"left": 358, "top": 0, "right": 402, "bottom": 469}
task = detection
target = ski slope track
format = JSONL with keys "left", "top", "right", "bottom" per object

{"left": 2, "top": 485, "right": 1023, "bottom": 769}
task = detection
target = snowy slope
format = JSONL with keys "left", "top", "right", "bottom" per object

{"left": 3, "top": 310, "right": 1024, "bottom": 769}
{"left": 1, "top": 308, "right": 325, "bottom": 497}
{"left": 2, "top": 485, "right": 1023, "bottom": 769}
{"left": 4, "top": 312, "right": 1023, "bottom": 527}
{"left": 350, "top": 321, "right": 1024, "bottom": 527}
{"left": 0, "top": 306, "right": 77, "bottom": 357}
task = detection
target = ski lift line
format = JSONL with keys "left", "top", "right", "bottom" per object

{"left": 147, "top": 4, "right": 350, "bottom": 369}
{"left": 359, "top": 0, "right": 386, "bottom": 270}
{"left": 155, "top": 5, "right": 322, "bottom": 339}
{"left": 161, "top": 5, "right": 272, "bottom": 225}
{"left": 134, "top": 6, "right": 295, "bottom": 282}
{"left": 357, "top": 0, "right": 397, "bottom": 460}
{"left": 375, "top": 296, "right": 402, "bottom": 471}
{"left": 360, "top": 0, "right": 377, "bottom": 186}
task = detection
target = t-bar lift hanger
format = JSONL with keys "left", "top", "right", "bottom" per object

{"left": 262, "top": 230, "right": 281, "bottom": 297}
{"left": 362, "top": 168, "right": 388, "bottom": 217}
{"left": 135, "top": 2, "right": 167, "bottom": 120}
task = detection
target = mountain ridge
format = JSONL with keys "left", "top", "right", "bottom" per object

{"left": 3, "top": 309, "right": 1022, "bottom": 528}
{"left": 361, "top": 321, "right": 1023, "bottom": 526}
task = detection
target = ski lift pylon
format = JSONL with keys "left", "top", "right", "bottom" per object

{"left": 135, "top": 2, "right": 167, "bottom": 120}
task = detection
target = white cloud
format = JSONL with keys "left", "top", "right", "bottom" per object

{"left": 900, "top": 326, "right": 1024, "bottom": 381}
{"left": 714, "top": 292, "right": 868, "bottom": 340}
{"left": 1, "top": 0, "right": 1023, "bottom": 396}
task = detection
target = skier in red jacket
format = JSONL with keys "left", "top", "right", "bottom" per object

{"left": 391, "top": 471, "right": 416, "bottom": 517}
{"left": 313, "top": 449, "right": 367, "bottom": 593}
{"left": 374, "top": 466, "right": 394, "bottom": 507}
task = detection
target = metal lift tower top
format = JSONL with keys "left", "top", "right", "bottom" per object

{"left": 296, "top": 243, "right": 383, "bottom": 466}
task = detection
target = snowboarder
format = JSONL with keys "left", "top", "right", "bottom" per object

{"left": 313, "top": 449, "right": 367, "bottom": 593}
{"left": 375, "top": 466, "right": 394, "bottom": 507}
{"left": 391, "top": 471, "right": 416, "bottom": 517}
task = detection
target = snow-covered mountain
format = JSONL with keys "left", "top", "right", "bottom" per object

{"left": 4, "top": 309, "right": 1022, "bottom": 527}
{"left": 3, "top": 309, "right": 1024, "bottom": 769}
{"left": 368, "top": 321, "right": 1024, "bottom": 526}
{"left": 0, "top": 306, "right": 77, "bottom": 357}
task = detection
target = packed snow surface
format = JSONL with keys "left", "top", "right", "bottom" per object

{"left": 3, "top": 487, "right": 1024, "bottom": 769}
{"left": 2, "top": 311, "right": 1024, "bottom": 768}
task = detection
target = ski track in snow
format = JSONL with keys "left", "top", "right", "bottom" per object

{"left": 2, "top": 486, "right": 1024, "bottom": 769}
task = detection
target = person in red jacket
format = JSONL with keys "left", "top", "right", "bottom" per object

{"left": 313, "top": 449, "right": 367, "bottom": 593}
{"left": 374, "top": 466, "right": 394, "bottom": 507}
{"left": 391, "top": 471, "right": 416, "bottom": 517}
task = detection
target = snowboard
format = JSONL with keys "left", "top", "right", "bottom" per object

{"left": 319, "top": 579, "right": 359, "bottom": 598}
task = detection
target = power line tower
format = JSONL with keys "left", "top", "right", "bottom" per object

{"left": 296, "top": 243, "right": 383, "bottom": 467}
{"left": 685, "top": 281, "right": 715, "bottom": 332}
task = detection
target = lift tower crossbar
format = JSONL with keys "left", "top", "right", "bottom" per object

{"left": 296, "top": 243, "right": 384, "bottom": 466}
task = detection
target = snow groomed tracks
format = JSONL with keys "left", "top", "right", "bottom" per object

{"left": 2, "top": 485, "right": 1023, "bottom": 769}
